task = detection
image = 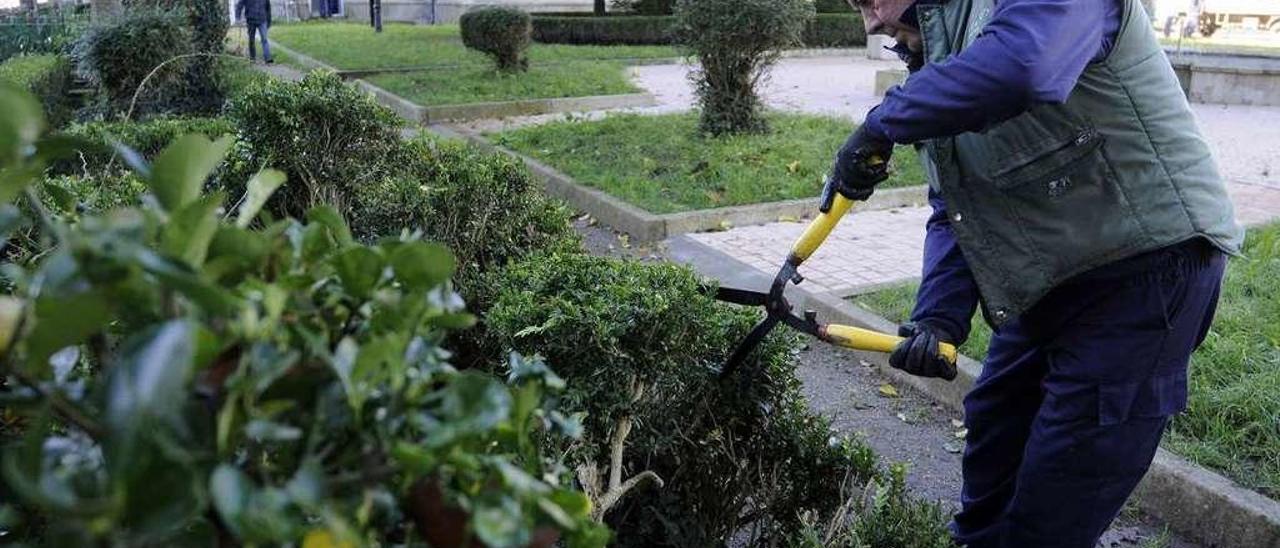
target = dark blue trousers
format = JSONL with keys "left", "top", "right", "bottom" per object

{"left": 951, "top": 239, "right": 1227, "bottom": 548}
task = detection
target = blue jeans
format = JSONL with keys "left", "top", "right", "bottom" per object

{"left": 247, "top": 22, "right": 272, "bottom": 62}
{"left": 951, "top": 238, "right": 1226, "bottom": 548}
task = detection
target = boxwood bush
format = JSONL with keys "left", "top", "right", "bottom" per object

{"left": 804, "top": 14, "right": 866, "bottom": 47}
{"left": 355, "top": 137, "right": 580, "bottom": 288}
{"left": 0, "top": 86, "right": 608, "bottom": 547}
{"left": 476, "top": 253, "right": 876, "bottom": 546}
{"left": 226, "top": 71, "right": 403, "bottom": 217}
{"left": 72, "top": 9, "right": 193, "bottom": 113}
{"left": 52, "top": 116, "right": 235, "bottom": 175}
{"left": 531, "top": 14, "right": 675, "bottom": 45}
{"left": 0, "top": 53, "right": 73, "bottom": 127}
{"left": 676, "top": 0, "right": 814, "bottom": 135}
{"left": 460, "top": 7, "right": 533, "bottom": 73}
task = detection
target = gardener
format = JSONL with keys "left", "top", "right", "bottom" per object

{"left": 235, "top": 0, "right": 274, "bottom": 64}
{"left": 827, "top": 0, "right": 1243, "bottom": 546}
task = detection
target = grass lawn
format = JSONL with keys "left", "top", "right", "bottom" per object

{"left": 1159, "top": 35, "right": 1280, "bottom": 57}
{"left": 270, "top": 22, "right": 679, "bottom": 70}
{"left": 365, "top": 61, "right": 637, "bottom": 106}
{"left": 851, "top": 224, "right": 1280, "bottom": 498}
{"left": 492, "top": 113, "right": 926, "bottom": 214}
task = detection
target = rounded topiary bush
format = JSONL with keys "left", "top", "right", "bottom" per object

{"left": 226, "top": 71, "right": 403, "bottom": 217}
{"left": 675, "top": 0, "right": 813, "bottom": 135}
{"left": 460, "top": 6, "right": 533, "bottom": 72}
{"left": 73, "top": 9, "right": 193, "bottom": 112}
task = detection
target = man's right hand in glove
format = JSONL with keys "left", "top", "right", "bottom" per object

{"left": 889, "top": 322, "right": 959, "bottom": 381}
{"left": 820, "top": 122, "right": 894, "bottom": 213}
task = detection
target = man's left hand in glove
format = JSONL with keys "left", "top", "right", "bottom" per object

{"left": 820, "top": 123, "right": 895, "bottom": 213}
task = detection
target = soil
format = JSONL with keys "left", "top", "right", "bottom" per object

{"left": 573, "top": 219, "right": 1203, "bottom": 548}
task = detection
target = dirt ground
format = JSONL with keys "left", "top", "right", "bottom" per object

{"left": 574, "top": 219, "right": 1202, "bottom": 548}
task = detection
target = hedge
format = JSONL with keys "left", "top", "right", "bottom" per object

{"left": 52, "top": 116, "right": 235, "bottom": 175}
{"left": 0, "top": 53, "right": 73, "bottom": 127}
{"left": 531, "top": 13, "right": 865, "bottom": 47}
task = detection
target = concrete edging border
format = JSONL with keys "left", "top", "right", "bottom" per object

{"left": 429, "top": 124, "right": 929, "bottom": 241}
{"left": 667, "top": 235, "right": 1280, "bottom": 548}
{"left": 270, "top": 40, "right": 659, "bottom": 122}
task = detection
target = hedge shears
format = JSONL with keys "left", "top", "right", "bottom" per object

{"left": 714, "top": 178, "right": 957, "bottom": 378}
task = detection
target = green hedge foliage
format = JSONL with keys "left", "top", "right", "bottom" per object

{"left": 532, "top": 14, "right": 675, "bottom": 45}
{"left": 0, "top": 53, "right": 73, "bottom": 127}
{"left": 460, "top": 7, "right": 533, "bottom": 72}
{"left": 532, "top": 13, "right": 865, "bottom": 47}
{"left": 225, "top": 71, "right": 403, "bottom": 218}
{"left": 72, "top": 9, "right": 193, "bottom": 113}
{"left": 476, "top": 253, "right": 873, "bottom": 546}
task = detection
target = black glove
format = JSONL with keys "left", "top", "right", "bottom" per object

{"left": 889, "top": 322, "right": 958, "bottom": 381}
{"left": 820, "top": 124, "right": 894, "bottom": 213}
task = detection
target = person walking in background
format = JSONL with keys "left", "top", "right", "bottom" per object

{"left": 236, "top": 0, "right": 274, "bottom": 64}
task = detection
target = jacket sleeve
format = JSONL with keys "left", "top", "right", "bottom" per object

{"left": 266, "top": 0, "right": 273, "bottom": 26}
{"left": 864, "top": 0, "right": 1120, "bottom": 144}
{"left": 909, "top": 189, "right": 981, "bottom": 344}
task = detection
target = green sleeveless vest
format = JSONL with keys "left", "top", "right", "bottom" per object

{"left": 913, "top": 0, "right": 1243, "bottom": 326}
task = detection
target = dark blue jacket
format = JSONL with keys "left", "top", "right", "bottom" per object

{"left": 872, "top": 0, "right": 1123, "bottom": 340}
{"left": 236, "top": 0, "right": 272, "bottom": 26}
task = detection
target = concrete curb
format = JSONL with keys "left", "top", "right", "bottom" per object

{"left": 429, "top": 124, "right": 929, "bottom": 242}
{"left": 271, "top": 41, "right": 659, "bottom": 123}
{"left": 666, "top": 235, "right": 1280, "bottom": 548}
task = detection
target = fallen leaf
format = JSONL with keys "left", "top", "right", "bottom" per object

{"left": 896, "top": 412, "right": 910, "bottom": 423}
{"left": 954, "top": 428, "right": 968, "bottom": 439}
{"left": 950, "top": 419, "right": 964, "bottom": 428}
{"left": 859, "top": 359, "right": 874, "bottom": 368}
{"left": 944, "top": 442, "right": 963, "bottom": 454}
{"left": 618, "top": 234, "right": 631, "bottom": 249}
{"left": 777, "top": 215, "right": 800, "bottom": 223}
{"left": 878, "top": 383, "right": 899, "bottom": 398}
{"left": 786, "top": 160, "right": 801, "bottom": 174}
{"left": 717, "top": 220, "right": 733, "bottom": 231}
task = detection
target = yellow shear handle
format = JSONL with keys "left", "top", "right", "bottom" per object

{"left": 821, "top": 324, "right": 959, "bottom": 364}
{"left": 792, "top": 193, "right": 855, "bottom": 264}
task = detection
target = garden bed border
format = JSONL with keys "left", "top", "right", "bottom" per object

{"left": 430, "top": 124, "right": 929, "bottom": 242}
{"left": 270, "top": 40, "right": 659, "bottom": 122}
{"left": 666, "top": 234, "right": 1280, "bottom": 548}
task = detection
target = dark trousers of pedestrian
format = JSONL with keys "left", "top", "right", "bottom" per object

{"left": 247, "top": 22, "right": 273, "bottom": 62}
{"left": 950, "top": 238, "right": 1226, "bottom": 548}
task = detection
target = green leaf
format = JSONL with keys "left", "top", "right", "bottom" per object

{"left": 210, "top": 464, "right": 251, "bottom": 537}
{"left": 106, "top": 320, "right": 196, "bottom": 431}
{"left": 236, "top": 169, "right": 286, "bottom": 228}
{"left": 331, "top": 337, "right": 360, "bottom": 411}
{"left": 0, "top": 204, "right": 25, "bottom": 249}
{"left": 472, "top": 497, "right": 527, "bottom": 548}
{"left": 285, "top": 461, "right": 324, "bottom": 507}
{"left": 0, "top": 85, "right": 44, "bottom": 166}
{"left": 306, "top": 206, "right": 353, "bottom": 248}
{"left": 332, "top": 247, "right": 384, "bottom": 301}
{"left": 245, "top": 419, "right": 303, "bottom": 442}
{"left": 25, "top": 292, "right": 110, "bottom": 376}
{"left": 161, "top": 192, "right": 224, "bottom": 267}
{"left": 44, "top": 184, "right": 76, "bottom": 214}
{"left": 34, "top": 134, "right": 100, "bottom": 165}
{"left": 149, "top": 134, "right": 232, "bottom": 212}
{"left": 426, "top": 372, "right": 512, "bottom": 448}
{"left": 0, "top": 163, "right": 43, "bottom": 205}
{"left": 389, "top": 241, "right": 455, "bottom": 291}
{"left": 134, "top": 248, "right": 240, "bottom": 314}
{"left": 110, "top": 140, "right": 151, "bottom": 180}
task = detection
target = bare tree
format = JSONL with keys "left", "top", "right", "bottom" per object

{"left": 92, "top": 0, "right": 123, "bottom": 22}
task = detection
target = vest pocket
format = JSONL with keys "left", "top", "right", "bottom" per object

{"left": 991, "top": 141, "right": 1148, "bottom": 279}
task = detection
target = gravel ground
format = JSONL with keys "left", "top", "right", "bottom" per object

{"left": 574, "top": 220, "right": 1203, "bottom": 548}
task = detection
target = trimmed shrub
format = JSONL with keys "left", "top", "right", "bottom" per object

{"left": 476, "top": 254, "right": 874, "bottom": 546}
{"left": 460, "top": 7, "right": 533, "bottom": 72}
{"left": 0, "top": 9, "right": 84, "bottom": 63}
{"left": 531, "top": 15, "right": 675, "bottom": 45}
{"left": 354, "top": 137, "right": 581, "bottom": 287}
{"left": 789, "top": 464, "right": 956, "bottom": 548}
{"left": 676, "top": 0, "right": 814, "bottom": 135}
{"left": 803, "top": 13, "right": 866, "bottom": 47}
{"left": 225, "top": 71, "right": 403, "bottom": 217}
{"left": 611, "top": 0, "right": 675, "bottom": 15}
{"left": 130, "top": 0, "right": 230, "bottom": 113}
{"left": 0, "top": 53, "right": 73, "bottom": 127}
{"left": 72, "top": 9, "right": 193, "bottom": 113}
{"left": 0, "top": 89, "right": 608, "bottom": 544}
{"left": 53, "top": 116, "right": 235, "bottom": 175}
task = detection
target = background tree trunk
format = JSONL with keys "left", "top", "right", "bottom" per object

{"left": 594, "top": 0, "right": 606, "bottom": 16}
{"left": 18, "top": 0, "right": 35, "bottom": 13}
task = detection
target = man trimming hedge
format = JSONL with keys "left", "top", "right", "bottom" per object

{"left": 824, "top": 0, "right": 1242, "bottom": 546}
{"left": 235, "top": 0, "right": 274, "bottom": 64}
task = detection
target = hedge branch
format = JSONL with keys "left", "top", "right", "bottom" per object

{"left": 578, "top": 375, "right": 664, "bottom": 521}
